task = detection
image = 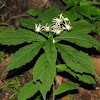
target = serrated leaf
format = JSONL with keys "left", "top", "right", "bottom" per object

{"left": 34, "top": 95, "right": 42, "bottom": 100}
{"left": 56, "top": 64, "right": 96, "bottom": 84}
{"left": 43, "top": 39, "right": 57, "bottom": 67}
{"left": 38, "top": 6, "right": 61, "bottom": 25}
{"left": 71, "top": 21, "right": 93, "bottom": 33}
{"left": 41, "top": 31, "right": 49, "bottom": 37}
{"left": 63, "top": 8, "right": 79, "bottom": 21}
{"left": 40, "top": 62, "right": 56, "bottom": 100}
{"left": 55, "top": 82, "right": 78, "bottom": 95}
{"left": 33, "top": 53, "right": 56, "bottom": 100}
{"left": 80, "top": 0, "right": 90, "bottom": 6}
{"left": 88, "top": 6, "right": 100, "bottom": 16}
{"left": 0, "top": 28, "right": 46, "bottom": 45}
{"left": 93, "top": 21, "right": 100, "bottom": 36}
{"left": 18, "top": 81, "right": 40, "bottom": 100}
{"left": 27, "top": 9, "right": 42, "bottom": 17}
{"left": 80, "top": 0, "right": 91, "bottom": 6}
{"left": 5, "top": 42, "right": 45, "bottom": 71}
{"left": 54, "top": 21, "right": 100, "bottom": 50}
{"left": 19, "top": 19, "right": 40, "bottom": 30}
{"left": 74, "top": 0, "right": 80, "bottom": 5}
{"left": 76, "top": 5, "right": 91, "bottom": 19}
{"left": 62, "top": 0, "right": 80, "bottom": 9}
{"left": 89, "top": 1, "right": 100, "bottom": 5}
{"left": 78, "top": 74, "right": 96, "bottom": 84}
{"left": 62, "top": 0, "right": 75, "bottom": 9}
{"left": 56, "top": 43, "right": 96, "bottom": 75}
{"left": 19, "top": 19, "right": 49, "bottom": 38}
{"left": 55, "top": 31, "right": 100, "bottom": 50}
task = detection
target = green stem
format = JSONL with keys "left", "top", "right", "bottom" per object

{"left": 0, "top": 3, "right": 5, "bottom": 9}
{"left": 52, "top": 84, "right": 55, "bottom": 100}
{"left": 68, "top": 92, "right": 73, "bottom": 100}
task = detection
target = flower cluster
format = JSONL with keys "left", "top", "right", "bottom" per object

{"left": 35, "top": 14, "right": 71, "bottom": 35}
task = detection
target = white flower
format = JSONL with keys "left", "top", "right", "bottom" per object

{"left": 51, "top": 24, "right": 63, "bottom": 35}
{"left": 44, "top": 24, "right": 50, "bottom": 32}
{"left": 63, "top": 24, "right": 72, "bottom": 31}
{"left": 59, "top": 13, "right": 69, "bottom": 22}
{"left": 63, "top": 17, "right": 69, "bottom": 21}
{"left": 35, "top": 24, "right": 44, "bottom": 33}
{"left": 60, "top": 14, "right": 70, "bottom": 24}
{"left": 53, "top": 39, "right": 55, "bottom": 43}
{"left": 52, "top": 18, "right": 63, "bottom": 25}
{"left": 34, "top": 13, "right": 71, "bottom": 35}
{"left": 59, "top": 13, "right": 63, "bottom": 19}
{"left": 52, "top": 14, "right": 63, "bottom": 25}
{"left": 53, "top": 13, "right": 70, "bottom": 26}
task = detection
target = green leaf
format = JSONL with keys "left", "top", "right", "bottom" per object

{"left": 55, "top": 31, "right": 100, "bottom": 50}
{"left": 56, "top": 64, "right": 96, "bottom": 84}
{"left": 54, "top": 21, "right": 100, "bottom": 50}
{"left": 88, "top": 6, "right": 100, "bottom": 16}
{"left": 18, "top": 81, "right": 40, "bottom": 100}
{"left": 80, "top": 0, "right": 91, "bottom": 6}
{"left": 78, "top": 74, "right": 96, "bottom": 84}
{"left": 89, "top": 1, "right": 100, "bottom": 5}
{"left": 56, "top": 43, "right": 96, "bottom": 75}
{"left": 55, "top": 82, "right": 78, "bottom": 95}
{"left": 19, "top": 19, "right": 40, "bottom": 30}
{"left": 62, "top": 0, "right": 75, "bottom": 9}
{"left": 0, "top": 28, "right": 46, "bottom": 45}
{"left": 27, "top": 9, "right": 42, "bottom": 17}
{"left": 34, "top": 95, "right": 42, "bottom": 100}
{"left": 97, "top": 23, "right": 100, "bottom": 36}
{"left": 0, "top": 29, "right": 3, "bottom": 33}
{"left": 74, "top": 0, "right": 80, "bottom": 5}
{"left": 43, "top": 39, "right": 57, "bottom": 67}
{"left": 5, "top": 42, "right": 45, "bottom": 71}
{"left": 19, "top": 19, "right": 49, "bottom": 38}
{"left": 0, "top": 23, "right": 8, "bottom": 26}
{"left": 38, "top": 6, "right": 61, "bottom": 25}
{"left": 76, "top": 5, "right": 91, "bottom": 19}
{"left": 62, "top": 0, "right": 71, "bottom": 5}
{"left": 71, "top": 21, "right": 93, "bottom": 33}
{"left": 33, "top": 53, "right": 56, "bottom": 100}
{"left": 63, "top": 8, "right": 79, "bottom": 21}
{"left": 62, "top": 0, "right": 80, "bottom": 9}
{"left": 93, "top": 21, "right": 100, "bottom": 36}
{"left": 41, "top": 31, "right": 49, "bottom": 38}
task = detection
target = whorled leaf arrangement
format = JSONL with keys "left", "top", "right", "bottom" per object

{"left": 0, "top": 6, "right": 100, "bottom": 100}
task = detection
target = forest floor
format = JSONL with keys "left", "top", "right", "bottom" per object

{"left": 0, "top": 0, "right": 100, "bottom": 100}
{"left": 0, "top": 53, "right": 100, "bottom": 100}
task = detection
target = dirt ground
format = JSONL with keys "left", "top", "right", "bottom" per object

{"left": 0, "top": 55, "right": 100, "bottom": 100}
